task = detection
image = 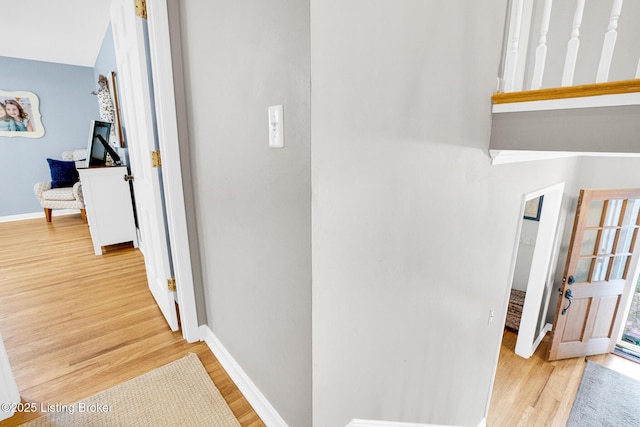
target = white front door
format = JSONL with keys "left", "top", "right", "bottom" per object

{"left": 110, "top": 0, "right": 178, "bottom": 331}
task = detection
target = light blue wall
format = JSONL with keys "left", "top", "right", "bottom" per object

{"left": 0, "top": 57, "right": 99, "bottom": 217}
{"left": 92, "top": 24, "right": 129, "bottom": 165}
{"left": 93, "top": 25, "right": 117, "bottom": 85}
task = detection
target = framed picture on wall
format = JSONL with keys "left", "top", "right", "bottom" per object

{"left": 0, "top": 90, "right": 45, "bottom": 138}
{"left": 524, "top": 195, "right": 544, "bottom": 221}
{"left": 108, "top": 72, "right": 125, "bottom": 147}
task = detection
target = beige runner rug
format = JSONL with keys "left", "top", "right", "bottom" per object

{"left": 24, "top": 353, "right": 241, "bottom": 426}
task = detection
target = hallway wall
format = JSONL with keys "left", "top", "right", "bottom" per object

{"left": 176, "top": 1, "right": 312, "bottom": 425}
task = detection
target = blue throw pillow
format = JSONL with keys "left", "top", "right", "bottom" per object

{"left": 47, "top": 158, "right": 79, "bottom": 188}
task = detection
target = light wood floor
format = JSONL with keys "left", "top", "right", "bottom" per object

{"left": 0, "top": 215, "right": 264, "bottom": 426}
{"left": 488, "top": 328, "right": 640, "bottom": 426}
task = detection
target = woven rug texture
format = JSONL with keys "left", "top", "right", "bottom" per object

{"left": 567, "top": 360, "right": 640, "bottom": 427}
{"left": 23, "top": 353, "right": 241, "bottom": 427}
{"left": 505, "top": 289, "right": 525, "bottom": 331}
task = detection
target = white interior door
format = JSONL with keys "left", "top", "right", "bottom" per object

{"left": 110, "top": 0, "right": 178, "bottom": 331}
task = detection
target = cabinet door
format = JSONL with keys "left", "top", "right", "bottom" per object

{"left": 80, "top": 167, "right": 138, "bottom": 255}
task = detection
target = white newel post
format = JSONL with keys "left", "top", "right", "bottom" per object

{"left": 596, "top": 0, "right": 624, "bottom": 83}
{"left": 561, "top": 0, "right": 585, "bottom": 86}
{"left": 0, "top": 335, "right": 20, "bottom": 421}
{"left": 531, "top": 0, "right": 554, "bottom": 89}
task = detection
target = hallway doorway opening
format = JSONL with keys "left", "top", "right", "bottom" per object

{"left": 507, "top": 182, "right": 565, "bottom": 358}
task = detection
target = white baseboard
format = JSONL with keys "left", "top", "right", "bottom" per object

{"left": 0, "top": 209, "right": 81, "bottom": 223}
{"left": 199, "top": 325, "right": 288, "bottom": 427}
{"left": 199, "top": 324, "right": 485, "bottom": 427}
{"left": 347, "top": 417, "right": 486, "bottom": 427}
{"left": 346, "top": 420, "right": 447, "bottom": 427}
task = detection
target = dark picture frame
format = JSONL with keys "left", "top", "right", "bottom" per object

{"left": 524, "top": 195, "right": 544, "bottom": 221}
{"left": 108, "top": 72, "right": 125, "bottom": 147}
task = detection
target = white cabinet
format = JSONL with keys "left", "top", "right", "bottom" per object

{"left": 78, "top": 166, "right": 139, "bottom": 255}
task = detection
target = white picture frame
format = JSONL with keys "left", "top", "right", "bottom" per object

{"left": 0, "top": 90, "right": 45, "bottom": 138}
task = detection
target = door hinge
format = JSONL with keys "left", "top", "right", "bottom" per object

{"left": 151, "top": 150, "right": 162, "bottom": 168}
{"left": 168, "top": 278, "right": 176, "bottom": 292}
{"left": 135, "top": 0, "right": 147, "bottom": 19}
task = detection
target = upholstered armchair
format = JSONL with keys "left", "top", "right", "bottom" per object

{"left": 34, "top": 149, "right": 87, "bottom": 222}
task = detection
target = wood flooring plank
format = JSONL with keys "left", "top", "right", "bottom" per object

{"left": 488, "top": 328, "right": 640, "bottom": 426}
{"left": 0, "top": 215, "right": 264, "bottom": 427}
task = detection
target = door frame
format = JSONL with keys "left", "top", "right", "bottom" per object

{"left": 615, "top": 203, "right": 640, "bottom": 352}
{"left": 513, "top": 182, "right": 565, "bottom": 358}
{"left": 484, "top": 182, "right": 566, "bottom": 419}
{"left": 616, "top": 258, "right": 640, "bottom": 351}
{"left": 143, "top": 0, "right": 199, "bottom": 342}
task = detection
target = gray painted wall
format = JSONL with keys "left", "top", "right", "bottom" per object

{"left": 310, "top": 1, "right": 579, "bottom": 425}
{"left": 576, "top": 156, "right": 640, "bottom": 188}
{"left": 0, "top": 57, "right": 99, "bottom": 217}
{"left": 176, "top": 1, "right": 311, "bottom": 426}
{"left": 171, "top": 0, "right": 640, "bottom": 425}
{"left": 490, "top": 106, "right": 640, "bottom": 153}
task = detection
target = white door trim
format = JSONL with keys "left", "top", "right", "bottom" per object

{"left": 514, "top": 182, "right": 565, "bottom": 358}
{"left": 145, "top": 0, "right": 199, "bottom": 342}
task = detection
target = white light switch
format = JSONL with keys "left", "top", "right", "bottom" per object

{"left": 268, "top": 105, "right": 284, "bottom": 148}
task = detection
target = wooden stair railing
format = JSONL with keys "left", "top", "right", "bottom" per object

{"left": 492, "top": 78, "right": 640, "bottom": 105}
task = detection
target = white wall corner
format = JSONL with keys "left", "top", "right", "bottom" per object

{"left": 199, "top": 325, "right": 288, "bottom": 427}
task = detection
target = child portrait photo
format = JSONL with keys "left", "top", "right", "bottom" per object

{"left": 0, "top": 90, "right": 45, "bottom": 138}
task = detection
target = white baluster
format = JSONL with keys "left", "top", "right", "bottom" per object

{"left": 562, "top": 0, "right": 586, "bottom": 86}
{"left": 503, "top": 0, "right": 525, "bottom": 92}
{"left": 596, "top": 0, "right": 624, "bottom": 82}
{"left": 531, "top": 0, "right": 554, "bottom": 89}
{"left": 636, "top": 57, "right": 640, "bottom": 78}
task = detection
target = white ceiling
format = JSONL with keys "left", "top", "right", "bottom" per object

{"left": 0, "top": 0, "right": 113, "bottom": 68}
